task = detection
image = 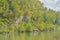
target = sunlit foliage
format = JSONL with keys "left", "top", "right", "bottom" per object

{"left": 0, "top": 0, "right": 60, "bottom": 32}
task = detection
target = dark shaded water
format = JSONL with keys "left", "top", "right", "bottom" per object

{"left": 0, "top": 31, "right": 60, "bottom": 40}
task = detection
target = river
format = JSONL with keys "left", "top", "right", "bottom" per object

{"left": 0, "top": 31, "right": 60, "bottom": 40}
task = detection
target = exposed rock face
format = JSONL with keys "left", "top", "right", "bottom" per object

{"left": 33, "top": 27, "right": 40, "bottom": 32}
{"left": 15, "top": 15, "right": 31, "bottom": 26}
{"left": 15, "top": 16, "right": 24, "bottom": 26}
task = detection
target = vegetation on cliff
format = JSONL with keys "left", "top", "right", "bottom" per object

{"left": 0, "top": 0, "right": 60, "bottom": 32}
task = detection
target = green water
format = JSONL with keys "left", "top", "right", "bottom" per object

{"left": 0, "top": 32, "right": 60, "bottom": 40}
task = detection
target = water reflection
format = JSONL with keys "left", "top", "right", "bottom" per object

{"left": 0, "top": 32, "right": 60, "bottom": 40}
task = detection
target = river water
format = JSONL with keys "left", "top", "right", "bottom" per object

{"left": 0, "top": 32, "right": 60, "bottom": 40}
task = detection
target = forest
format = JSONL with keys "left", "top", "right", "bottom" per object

{"left": 0, "top": 0, "right": 60, "bottom": 33}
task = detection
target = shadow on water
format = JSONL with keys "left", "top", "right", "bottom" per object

{"left": 0, "top": 31, "right": 60, "bottom": 40}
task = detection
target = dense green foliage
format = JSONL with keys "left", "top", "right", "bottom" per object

{"left": 0, "top": 0, "right": 60, "bottom": 32}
